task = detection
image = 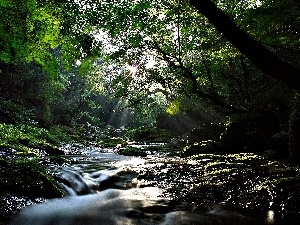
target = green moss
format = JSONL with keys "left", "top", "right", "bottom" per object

{"left": 0, "top": 157, "right": 63, "bottom": 198}
{"left": 189, "top": 153, "right": 219, "bottom": 160}
{"left": 118, "top": 147, "right": 147, "bottom": 156}
{"left": 0, "top": 123, "right": 79, "bottom": 155}
{"left": 169, "top": 184, "right": 185, "bottom": 191}
{"left": 125, "top": 127, "right": 173, "bottom": 142}
{"left": 208, "top": 168, "right": 237, "bottom": 176}
{"left": 99, "top": 137, "right": 127, "bottom": 148}
{"left": 0, "top": 123, "right": 47, "bottom": 153}
{"left": 142, "top": 144, "right": 176, "bottom": 153}
{"left": 49, "top": 155, "right": 68, "bottom": 163}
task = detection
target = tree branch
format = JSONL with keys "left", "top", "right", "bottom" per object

{"left": 190, "top": 0, "right": 300, "bottom": 91}
{"left": 148, "top": 39, "right": 247, "bottom": 112}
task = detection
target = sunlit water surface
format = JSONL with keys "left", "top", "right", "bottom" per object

{"left": 9, "top": 147, "right": 300, "bottom": 225}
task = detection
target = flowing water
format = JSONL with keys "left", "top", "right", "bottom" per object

{"left": 8, "top": 145, "right": 300, "bottom": 225}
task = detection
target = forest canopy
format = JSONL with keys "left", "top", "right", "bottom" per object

{"left": 2, "top": 4, "right": 300, "bottom": 223}
{"left": 0, "top": 0, "right": 299, "bottom": 130}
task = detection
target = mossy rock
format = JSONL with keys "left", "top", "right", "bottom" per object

{"left": 0, "top": 158, "right": 63, "bottom": 199}
{"left": 42, "top": 144, "right": 65, "bottom": 156}
{"left": 49, "top": 155, "right": 69, "bottom": 163}
{"left": 99, "top": 137, "right": 127, "bottom": 148}
{"left": 118, "top": 147, "right": 147, "bottom": 156}
{"left": 142, "top": 144, "right": 178, "bottom": 154}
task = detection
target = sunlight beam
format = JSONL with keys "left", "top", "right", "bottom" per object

{"left": 126, "top": 65, "right": 138, "bottom": 76}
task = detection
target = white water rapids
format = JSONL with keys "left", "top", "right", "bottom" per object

{"left": 7, "top": 147, "right": 298, "bottom": 225}
{"left": 9, "top": 188, "right": 254, "bottom": 225}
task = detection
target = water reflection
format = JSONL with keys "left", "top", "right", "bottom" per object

{"left": 8, "top": 147, "right": 300, "bottom": 225}
{"left": 266, "top": 210, "right": 276, "bottom": 224}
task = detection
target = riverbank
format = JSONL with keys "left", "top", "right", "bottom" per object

{"left": 1, "top": 124, "right": 300, "bottom": 224}
{"left": 2, "top": 143, "right": 300, "bottom": 225}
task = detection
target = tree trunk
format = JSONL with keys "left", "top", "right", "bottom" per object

{"left": 190, "top": 0, "right": 300, "bottom": 91}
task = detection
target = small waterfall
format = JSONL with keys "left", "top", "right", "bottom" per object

{"left": 58, "top": 183, "right": 77, "bottom": 196}
{"left": 51, "top": 149, "right": 144, "bottom": 196}
{"left": 9, "top": 188, "right": 168, "bottom": 225}
{"left": 8, "top": 148, "right": 300, "bottom": 225}
{"left": 55, "top": 168, "right": 119, "bottom": 195}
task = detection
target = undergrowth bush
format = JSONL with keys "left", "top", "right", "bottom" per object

{"left": 125, "top": 126, "right": 173, "bottom": 142}
{"left": 0, "top": 123, "right": 72, "bottom": 153}
{"left": 0, "top": 157, "right": 62, "bottom": 198}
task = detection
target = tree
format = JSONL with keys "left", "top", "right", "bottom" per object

{"left": 1, "top": 0, "right": 299, "bottom": 131}
{"left": 0, "top": 61, "right": 63, "bottom": 126}
{"left": 0, "top": 0, "right": 62, "bottom": 75}
{"left": 33, "top": 0, "right": 296, "bottom": 119}
{"left": 189, "top": 0, "right": 300, "bottom": 90}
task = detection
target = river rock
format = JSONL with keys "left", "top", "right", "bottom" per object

{"left": 42, "top": 145, "right": 65, "bottom": 156}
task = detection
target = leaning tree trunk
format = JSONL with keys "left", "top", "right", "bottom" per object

{"left": 190, "top": 0, "right": 300, "bottom": 91}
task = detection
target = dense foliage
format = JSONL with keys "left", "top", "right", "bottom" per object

{"left": 1, "top": 2, "right": 300, "bottom": 224}
{"left": 0, "top": 0, "right": 299, "bottom": 160}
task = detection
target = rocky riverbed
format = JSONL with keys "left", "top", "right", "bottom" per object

{"left": 1, "top": 144, "right": 300, "bottom": 224}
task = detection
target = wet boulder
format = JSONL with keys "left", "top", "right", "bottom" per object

{"left": 0, "top": 158, "right": 63, "bottom": 223}
{"left": 42, "top": 145, "right": 65, "bottom": 156}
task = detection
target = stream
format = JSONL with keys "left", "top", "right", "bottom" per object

{"left": 8, "top": 145, "right": 300, "bottom": 225}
